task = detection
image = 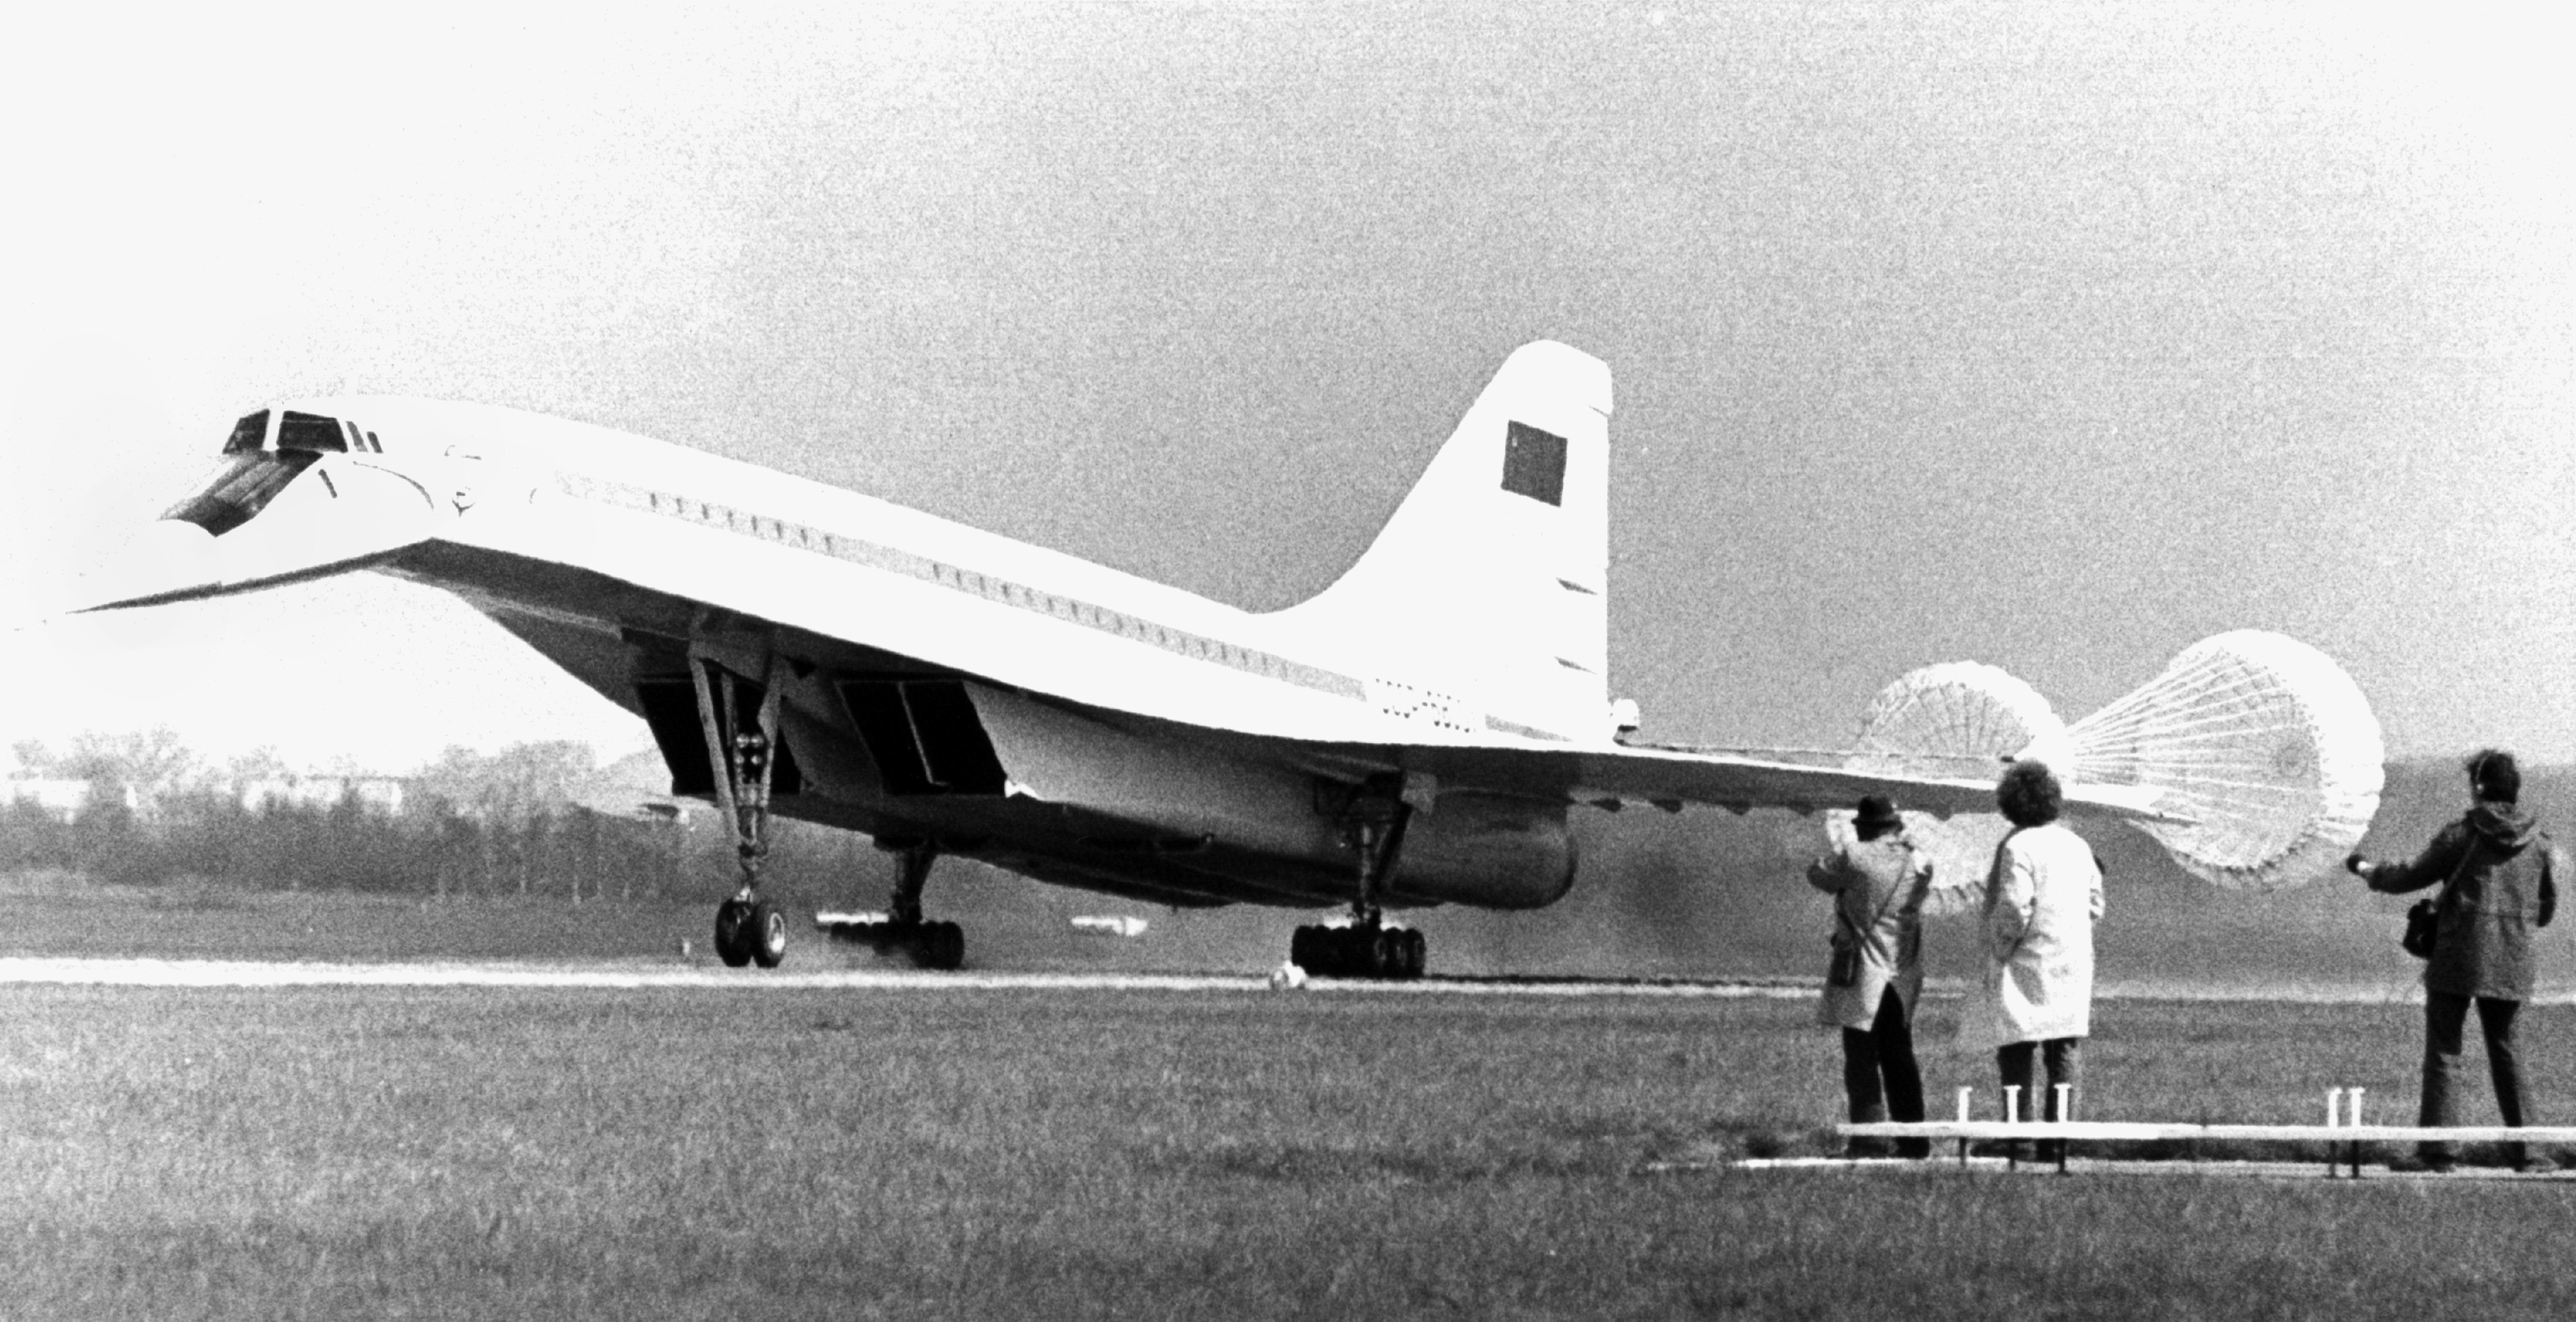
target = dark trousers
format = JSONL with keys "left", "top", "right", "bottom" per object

{"left": 1841, "top": 987, "right": 1927, "bottom": 1156}
{"left": 1997, "top": 1037, "right": 2082, "bottom": 1160}
{"left": 2420, "top": 991, "right": 2531, "bottom": 1163}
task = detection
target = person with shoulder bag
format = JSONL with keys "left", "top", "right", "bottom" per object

{"left": 1807, "top": 794, "right": 1934, "bottom": 1158}
{"left": 2349, "top": 748, "right": 2564, "bottom": 1173}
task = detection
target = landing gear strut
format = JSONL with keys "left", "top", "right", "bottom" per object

{"left": 1289, "top": 777, "right": 1428, "bottom": 980}
{"left": 696, "top": 651, "right": 788, "bottom": 968}
{"left": 818, "top": 839, "right": 966, "bottom": 970}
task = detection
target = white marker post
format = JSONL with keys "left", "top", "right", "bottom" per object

{"left": 1956, "top": 1086, "right": 1975, "bottom": 1166}
{"left": 2325, "top": 1089, "right": 2345, "bottom": 1177}
{"left": 2053, "top": 1083, "right": 2075, "bottom": 1172}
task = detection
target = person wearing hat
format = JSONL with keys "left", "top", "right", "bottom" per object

{"left": 1808, "top": 793, "right": 1935, "bottom": 1157}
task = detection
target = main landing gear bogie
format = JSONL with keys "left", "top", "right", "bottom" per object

{"left": 818, "top": 915, "right": 965, "bottom": 971}
{"left": 815, "top": 838, "right": 967, "bottom": 971}
{"left": 1290, "top": 922, "right": 1426, "bottom": 980}
{"left": 1289, "top": 773, "right": 1430, "bottom": 981}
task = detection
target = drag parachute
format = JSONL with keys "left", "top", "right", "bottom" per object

{"left": 2063, "top": 630, "right": 2384, "bottom": 890}
{"left": 1839, "top": 663, "right": 2066, "bottom": 915}
{"left": 1841, "top": 629, "right": 2384, "bottom": 901}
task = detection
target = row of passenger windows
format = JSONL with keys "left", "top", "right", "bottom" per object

{"left": 607, "top": 477, "right": 1357, "bottom": 698}
{"left": 222, "top": 410, "right": 384, "bottom": 456}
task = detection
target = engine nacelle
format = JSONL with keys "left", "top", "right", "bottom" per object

{"left": 1391, "top": 792, "right": 1576, "bottom": 910}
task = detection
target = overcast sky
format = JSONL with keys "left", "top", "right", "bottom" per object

{"left": 0, "top": 2, "right": 2567, "bottom": 773}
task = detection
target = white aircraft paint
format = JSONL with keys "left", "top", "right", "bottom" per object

{"left": 59, "top": 342, "right": 2193, "bottom": 938}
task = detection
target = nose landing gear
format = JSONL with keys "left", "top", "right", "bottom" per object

{"left": 714, "top": 896, "right": 788, "bottom": 968}
{"left": 695, "top": 651, "right": 788, "bottom": 969}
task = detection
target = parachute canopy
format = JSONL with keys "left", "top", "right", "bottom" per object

{"left": 1841, "top": 662, "right": 2065, "bottom": 914}
{"left": 2064, "top": 629, "right": 2384, "bottom": 891}
{"left": 1841, "top": 629, "right": 2384, "bottom": 900}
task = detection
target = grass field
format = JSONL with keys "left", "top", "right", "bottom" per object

{"left": 7, "top": 973, "right": 2576, "bottom": 1320}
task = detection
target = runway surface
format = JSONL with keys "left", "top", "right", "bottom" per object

{"left": 0, "top": 957, "right": 1815, "bottom": 997}
{"left": 2, "top": 958, "right": 2528, "bottom": 1004}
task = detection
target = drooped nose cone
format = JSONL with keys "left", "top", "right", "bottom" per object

{"left": 59, "top": 518, "right": 226, "bottom": 614}
{"left": 52, "top": 453, "right": 440, "bottom": 618}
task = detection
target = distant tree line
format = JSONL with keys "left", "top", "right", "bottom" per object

{"left": 0, "top": 733, "right": 867, "bottom": 902}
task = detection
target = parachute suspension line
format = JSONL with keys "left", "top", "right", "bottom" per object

{"left": 2062, "top": 631, "right": 2381, "bottom": 891}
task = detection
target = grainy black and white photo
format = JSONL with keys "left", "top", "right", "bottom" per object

{"left": 2, "top": 3, "right": 2571, "bottom": 1317}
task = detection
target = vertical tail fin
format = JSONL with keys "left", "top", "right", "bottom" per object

{"left": 1273, "top": 341, "right": 1613, "bottom": 741}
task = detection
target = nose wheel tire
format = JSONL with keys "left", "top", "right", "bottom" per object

{"left": 714, "top": 899, "right": 753, "bottom": 967}
{"left": 714, "top": 898, "right": 789, "bottom": 968}
{"left": 750, "top": 901, "right": 788, "bottom": 968}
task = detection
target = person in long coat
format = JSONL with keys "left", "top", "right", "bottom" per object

{"left": 2350, "top": 748, "right": 2562, "bottom": 1172}
{"left": 1984, "top": 760, "right": 2103, "bottom": 1156}
{"left": 1808, "top": 794, "right": 1934, "bottom": 1157}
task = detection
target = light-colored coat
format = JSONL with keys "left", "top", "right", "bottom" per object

{"left": 1807, "top": 834, "right": 1933, "bottom": 1030}
{"left": 1984, "top": 823, "right": 2104, "bottom": 1044}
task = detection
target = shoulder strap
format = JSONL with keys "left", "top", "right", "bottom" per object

{"left": 1839, "top": 840, "right": 1912, "bottom": 936}
{"left": 2435, "top": 827, "right": 2482, "bottom": 912}
{"left": 1864, "top": 847, "right": 1911, "bottom": 929}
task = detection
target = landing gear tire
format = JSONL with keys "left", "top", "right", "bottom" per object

{"left": 749, "top": 900, "right": 788, "bottom": 968}
{"left": 1371, "top": 928, "right": 1400, "bottom": 978}
{"left": 821, "top": 916, "right": 964, "bottom": 971}
{"left": 714, "top": 898, "right": 756, "bottom": 968}
{"left": 1287, "top": 923, "right": 1423, "bottom": 981}
{"left": 912, "top": 920, "right": 964, "bottom": 972}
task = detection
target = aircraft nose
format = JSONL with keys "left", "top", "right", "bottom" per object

{"left": 46, "top": 450, "right": 446, "bottom": 622}
{"left": 56, "top": 519, "right": 225, "bottom": 615}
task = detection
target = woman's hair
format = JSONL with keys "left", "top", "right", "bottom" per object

{"left": 2467, "top": 748, "right": 2521, "bottom": 804}
{"left": 1995, "top": 759, "right": 2064, "bottom": 827}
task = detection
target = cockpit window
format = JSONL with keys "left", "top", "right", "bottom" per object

{"left": 223, "top": 410, "right": 271, "bottom": 455}
{"left": 162, "top": 450, "right": 323, "bottom": 536}
{"left": 277, "top": 411, "right": 349, "bottom": 454}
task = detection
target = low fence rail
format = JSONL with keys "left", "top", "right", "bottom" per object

{"left": 1839, "top": 1086, "right": 2576, "bottom": 1177}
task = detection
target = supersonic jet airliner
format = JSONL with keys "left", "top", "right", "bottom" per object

{"left": 65, "top": 342, "right": 2169, "bottom": 977}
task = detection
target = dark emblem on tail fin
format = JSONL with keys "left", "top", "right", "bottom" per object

{"left": 1501, "top": 421, "right": 1567, "bottom": 506}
